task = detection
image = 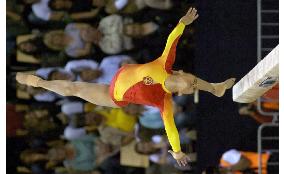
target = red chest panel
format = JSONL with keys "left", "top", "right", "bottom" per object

{"left": 123, "top": 82, "right": 166, "bottom": 110}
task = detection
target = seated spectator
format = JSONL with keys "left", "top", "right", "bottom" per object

{"left": 104, "top": 0, "right": 173, "bottom": 14}
{"left": 239, "top": 103, "right": 274, "bottom": 124}
{"left": 139, "top": 99, "right": 194, "bottom": 131}
{"left": 17, "top": 36, "right": 67, "bottom": 66}
{"left": 23, "top": 0, "right": 101, "bottom": 22}
{"left": 138, "top": 106, "right": 164, "bottom": 130}
{"left": 64, "top": 59, "right": 101, "bottom": 82}
{"left": 95, "top": 105, "right": 142, "bottom": 132}
{"left": 218, "top": 149, "right": 270, "bottom": 174}
{"left": 63, "top": 106, "right": 142, "bottom": 153}
{"left": 61, "top": 101, "right": 86, "bottom": 116}
{"left": 44, "top": 24, "right": 95, "bottom": 58}
{"left": 97, "top": 14, "right": 158, "bottom": 54}
{"left": 49, "top": 0, "right": 173, "bottom": 15}
{"left": 48, "top": 134, "right": 117, "bottom": 172}
{"left": 23, "top": 0, "right": 66, "bottom": 21}
{"left": 63, "top": 112, "right": 102, "bottom": 140}
{"left": 135, "top": 135, "right": 169, "bottom": 163}
{"left": 48, "top": 0, "right": 102, "bottom": 20}
{"left": 20, "top": 149, "right": 49, "bottom": 164}
{"left": 22, "top": 109, "right": 64, "bottom": 138}
{"left": 134, "top": 133, "right": 192, "bottom": 173}
{"left": 60, "top": 100, "right": 96, "bottom": 117}
{"left": 44, "top": 16, "right": 158, "bottom": 57}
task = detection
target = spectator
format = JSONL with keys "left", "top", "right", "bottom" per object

{"left": 64, "top": 106, "right": 140, "bottom": 142}
{"left": 48, "top": 0, "right": 102, "bottom": 20}
{"left": 219, "top": 149, "right": 270, "bottom": 174}
{"left": 24, "top": 0, "right": 101, "bottom": 22}
{"left": 49, "top": 0, "right": 173, "bottom": 15}
{"left": 64, "top": 59, "right": 101, "bottom": 82}
{"left": 239, "top": 103, "right": 274, "bottom": 124}
{"left": 24, "top": 0, "right": 66, "bottom": 21}
{"left": 44, "top": 18, "right": 158, "bottom": 57}
{"left": 104, "top": 0, "right": 173, "bottom": 14}
{"left": 17, "top": 36, "right": 67, "bottom": 66}
{"left": 43, "top": 24, "right": 95, "bottom": 58}
{"left": 48, "top": 134, "right": 117, "bottom": 172}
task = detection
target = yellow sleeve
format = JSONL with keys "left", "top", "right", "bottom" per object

{"left": 161, "top": 22, "right": 186, "bottom": 58}
{"left": 161, "top": 94, "right": 181, "bottom": 152}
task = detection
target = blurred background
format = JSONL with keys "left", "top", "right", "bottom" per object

{"left": 6, "top": 0, "right": 279, "bottom": 174}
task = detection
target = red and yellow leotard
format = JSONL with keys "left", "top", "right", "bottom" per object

{"left": 109, "top": 22, "right": 185, "bottom": 152}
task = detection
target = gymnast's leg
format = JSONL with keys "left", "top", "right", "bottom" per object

{"left": 165, "top": 70, "right": 236, "bottom": 97}
{"left": 16, "top": 72, "right": 118, "bottom": 108}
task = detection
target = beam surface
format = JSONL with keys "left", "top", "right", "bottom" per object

{"left": 233, "top": 45, "right": 279, "bottom": 103}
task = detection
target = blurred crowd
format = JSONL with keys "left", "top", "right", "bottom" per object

{"left": 6, "top": 0, "right": 279, "bottom": 174}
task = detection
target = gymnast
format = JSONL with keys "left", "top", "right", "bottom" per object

{"left": 16, "top": 7, "right": 235, "bottom": 166}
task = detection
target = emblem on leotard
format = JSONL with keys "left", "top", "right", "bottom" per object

{"left": 143, "top": 76, "right": 154, "bottom": 85}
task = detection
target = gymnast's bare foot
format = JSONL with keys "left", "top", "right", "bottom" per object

{"left": 211, "top": 78, "right": 236, "bottom": 97}
{"left": 16, "top": 72, "right": 41, "bottom": 87}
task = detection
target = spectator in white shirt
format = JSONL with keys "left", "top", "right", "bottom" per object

{"left": 26, "top": 0, "right": 66, "bottom": 21}
{"left": 26, "top": 0, "right": 101, "bottom": 22}
{"left": 64, "top": 59, "right": 101, "bottom": 82}
{"left": 97, "top": 14, "right": 158, "bottom": 54}
{"left": 43, "top": 17, "right": 158, "bottom": 57}
{"left": 47, "top": 0, "right": 102, "bottom": 20}
{"left": 104, "top": 0, "right": 173, "bottom": 14}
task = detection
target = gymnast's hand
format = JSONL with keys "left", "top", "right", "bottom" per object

{"left": 168, "top": 150, "right": 191, "bottom": 166}
{"left": 16, "top": 72, "right": 41, "bottom": 87}
{"left": 179, "top": 7, "right": 199, "bottom": 25}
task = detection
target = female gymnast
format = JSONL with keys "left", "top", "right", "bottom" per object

{"left": 16, "top": 7, "right": 235, "bottom": 166}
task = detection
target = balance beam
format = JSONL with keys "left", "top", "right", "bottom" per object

{"left": 233, "top": 45, "right": 279, "bottom": 103}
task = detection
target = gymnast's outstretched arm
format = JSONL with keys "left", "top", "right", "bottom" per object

{"left": 157, "top": 7, "right": 199, "bottom": 73}
{"left": 16, "top": 73, "right": 119, "bottom": 108}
